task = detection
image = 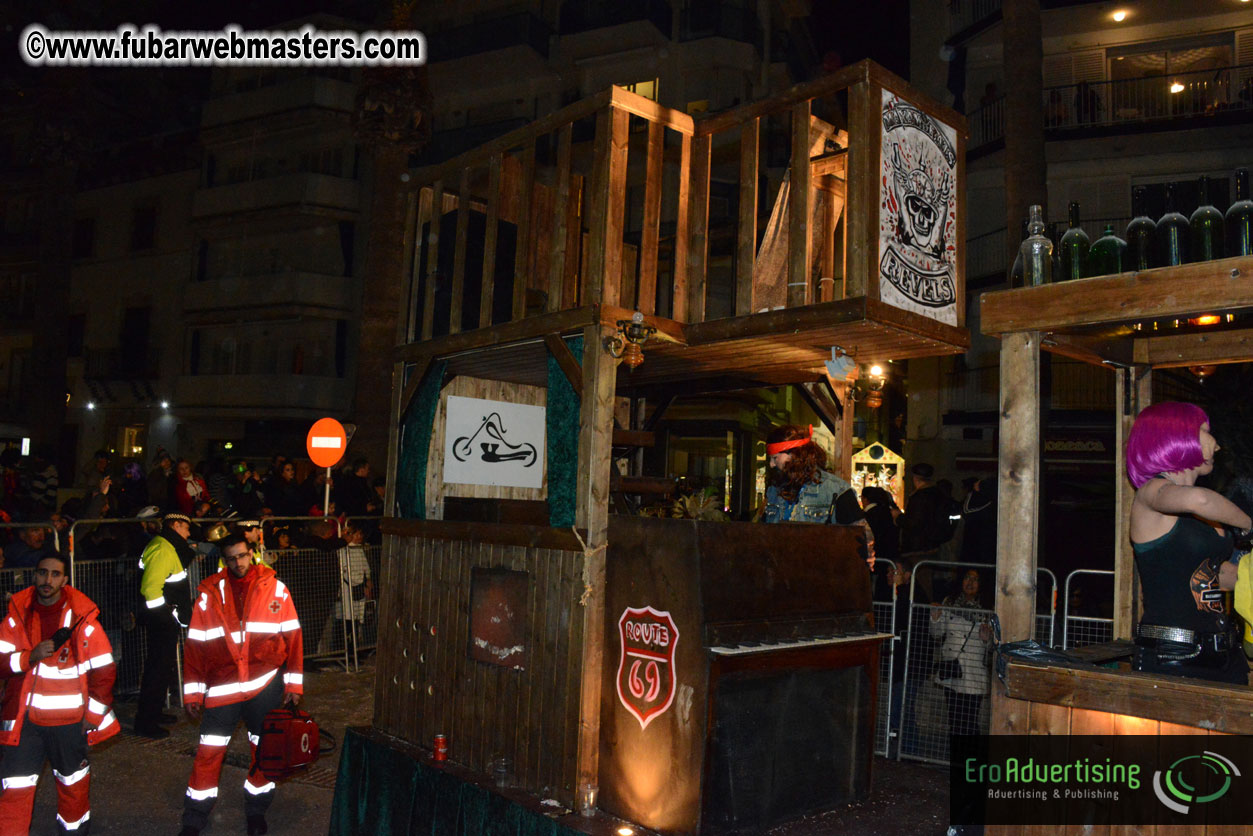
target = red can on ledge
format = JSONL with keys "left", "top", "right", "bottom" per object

{"left": 433, "top": 734, "right": 448, "bottom": 762}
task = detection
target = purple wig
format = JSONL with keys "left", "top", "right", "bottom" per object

{"left": 1125, "top": 401, "right": 1209, "bottom": 488}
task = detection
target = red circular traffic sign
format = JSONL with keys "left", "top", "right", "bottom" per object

{"left": 306, "top": 418, "right": 347, "bottom": 468}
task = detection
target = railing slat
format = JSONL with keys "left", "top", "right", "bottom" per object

{"left": 421, "top": 181, "right": 444, "bottom": 341}
{"left": 604, "top": 108, "right": 629, "bottom": 309}
{"left": 480, "top": 155, "right": 502, "bottom": 329}
{"left": 547, "top": 123, "right": 573, "bottom": 313}
{"left": 512, "top": 142, "right": 536, "bottom": 321}
{"left": 787, "top": 101, "right": 812, "bottom": 308}
{"left": 563, "top": 173, "right": 583, "bottom": 309}
{"left": 737, "top": 117, "right": 759, "bottom": 316}
{"left": 671, "top": 133, "right": 691, "bottom": 321}
{"left": 686, "top": 134, "right": 711, "bottom": 323}
{"left": 637, "top": 121, "right": 663, "bottom": 316}
{"left": 449, "top": 167, "right": 471, "bottom": 334}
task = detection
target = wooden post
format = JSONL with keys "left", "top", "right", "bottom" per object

{"left": 480, "top": 155, "right": 502, "bottom": 328}
{"left": 638, "top": 121, "right": 664, "bottom": 315}
{"left": 585, "top": 107, "right": 629, "bottom": 307}
{"left": 737, "top": 117, "right": 759, "bottom": 316}
{"left": 844, "top": 82, "right": 876, "bottom": 299}
{"left": 513, "top": 142, "right": 536, "bottom": 321}
{"left": 1114, "top": 366, "right": 1151, "bottom": 640}
{"left": 823, "top": 373, "right": 855, "bottom": 482}
{"left": 574, "top": 322, "right": 618, "bottom": 789}
{"left": 990, "top": 330, "right": 1041, "bottom": 736}
{"left": 548, "top": 124, "right": 573, "bottom": 313}
{"left": 788, "top": 101, "right": 812, "bottom": 308}
{"left": 686, "top": 134, "right": 711, "bottom": 323}
{"left": 449, "top": 167, "right": 471, "bottom": 334}
{"left": 671, "top": 133, "right": 692, "bottom": 321}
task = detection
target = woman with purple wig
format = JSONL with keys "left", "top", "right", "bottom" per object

{"left": 1127, "top": 401, "right": 1252, "bottom": 683}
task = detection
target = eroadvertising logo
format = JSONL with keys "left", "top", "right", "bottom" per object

{"left": 951, "top": 736, "right": 1253, "bottom": 826}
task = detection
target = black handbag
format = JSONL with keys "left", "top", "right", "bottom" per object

{"left": 933, "top": 619, "right": 975, "bottom": 682}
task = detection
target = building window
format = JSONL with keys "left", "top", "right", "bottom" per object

{"left": 72, "top": 217, "right": 95, "bottom": 259}
{"left": 622, "top": 79, "right": 659, "bottom": 101}
{"left": 130, "top": 204, "right": 157, "bottom": 251}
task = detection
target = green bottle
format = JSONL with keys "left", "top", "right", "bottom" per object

{"left": 1058, "top": 201, "right": 1090, "bottom": 281}
{"left": 1090, "top": 224, "right": 1127, "bottom": 277}
{"left": 1226, "top": 168, "right": 1252, "bottom": 257}
{"left": 1125, "top": 186, "right": 1156, "bottom": 270}
{"left": 1189, "top": 175, "right": 1224, "bottom": 263}
{"left": 1156, "top": 182, "right": 1190, "bottom": 266}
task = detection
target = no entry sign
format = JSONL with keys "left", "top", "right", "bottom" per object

{"left": 306, "top": 417, "right": 347, "bottom": 468}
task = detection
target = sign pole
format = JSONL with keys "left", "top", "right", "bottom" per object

{"left": 324, "top": 466, "right": 332, "bottom": 517}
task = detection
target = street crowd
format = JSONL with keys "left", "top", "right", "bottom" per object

{"left": 0, "top": 446, "right": 382, "bottom": 835}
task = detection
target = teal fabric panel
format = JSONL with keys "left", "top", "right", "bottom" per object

{"left": 396, "top": 360, "right": 446, "bottom": 519}
{"left": 332, "top": 727, "right": 587, "bottom": 836}
{"left": 546, "top": 335, "right": 583, "bottom": 528}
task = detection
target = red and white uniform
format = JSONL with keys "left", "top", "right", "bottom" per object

{"left": 182, "top": 564, "right": 302, "bottom": 820}
{"left": 0, "top": 585, "right": 118, "bottom": 833}
{"left": 183, "top": 564, "right": 304, "bottom": 709}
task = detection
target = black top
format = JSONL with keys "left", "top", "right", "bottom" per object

{"left": 1132, "top": 514, "right": 1230, "bottom": 635}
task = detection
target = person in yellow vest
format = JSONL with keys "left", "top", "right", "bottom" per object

{"left": 136, "top": 512, "right": 195, "bottom": 738}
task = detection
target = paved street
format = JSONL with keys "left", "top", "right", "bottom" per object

{"left": 28, "top": 659, "right": 374, "bottom": 835}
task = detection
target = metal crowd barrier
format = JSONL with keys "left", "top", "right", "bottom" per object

{"left": 871, "top": 559, "right": 898, "bottom": 758}
{"left": 1062, "top": 568, "right": 1115, "bottom": 650}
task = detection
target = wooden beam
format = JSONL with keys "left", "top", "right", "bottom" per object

{"left": 671, "top": 133, "right": 691, "bottom": 321}
{"left": 449, "top": 167, "right": 471, "bottom": 334}
{"left": 611, "top": 429, "right": 654, "bottom": 448}
{"left": 380, "top": 517, "right": 586, "bottom": 551}
{"left": 608, "top": 86, "right": 695, "bottom": 135}
{"left": 991, "top": 330, "right": 1041, "bottom": 736}
{"left": 603, "top": 107, "right": 630, "bottom": 308}
{"left": 637, "top": 121, "right": 663, "bottom": 315}
{"left": 574, "top": 322, "right": 618, "bottom": 789}
{"left": 396, "top": 356, "right": 434, "bottom": 424}
{"left": 844, "top": 81, "right": 878, "bottom": 300}
{"left": 799, "top": 381, "right": 842, "bottom": 433}
{"left": 597, "top": 304, "right": 686, "bottom": 346}
{"left": 737, "top": 117, "right": 759, "bottom": 317}
{"left": 809, "top": 148, "right": 847, "bottom": 178}
{"left": 398, "top": 191, "right": 420, "bottom": 346}
{"left": 1003, "top": 662, "right": 1253, "bottom": 734}
{"left": 421, "top": 181, "right": 444, "bottom": 341}
{"left": 1040, "top": 332, "right": 1134, "bottom": 368}
{"left": 981, "top": 255, "right": 1253, "bottom": 335}
{"left": 395, "top": 306, "right": 599, "bottom": 362}
{"left": 696, "top": 62, "right": 869, "bottom": 137}
{"left": 686, "top": 134, "right": 711, "bottom": 323}
{"left": 787, "top": 100, "right": 812, "bottom": 308}
{"left": 512, "top": 142, "right": 536, "bottom": 321}
{"left": 383, "top": 361, "right": 406, "bottom": 517}
{"left": 479, "top": 155, "right": 502, "bottom": 329}
{"left": 821, "top": 375, "right": 854, "bottom": 482}
{"left": 1133, "top": 324, "right": 1253, "bottom": 367}
{"left": 544, "top": 333, "right": 583, "bottom": 399}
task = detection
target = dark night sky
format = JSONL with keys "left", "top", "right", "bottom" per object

{"left": 810, "top": 0, "right": 911, "bottom": 80}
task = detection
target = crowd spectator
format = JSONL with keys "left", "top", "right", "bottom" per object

{"left": 266, "top": 461, "right": 304, "bottom": 517}
{"left": 5, "top": 523, "right": 56, "bottom": 568}
{"left": 27, "top": 448, "right": 59, "bottom": 512}
{"left": 335, "top": 458, "right": 376, "bottom": 517}
{"left": 148, "top": 450, "right": 175, "bottom": 512}
{"left": 83, "top": 450, "right": 112, "bottom": 494}
{"left": 173, "top": 458, "right": 208, "bottom": 516}
{"left": 227, "top": 461, "right": 265, "bottom": 517}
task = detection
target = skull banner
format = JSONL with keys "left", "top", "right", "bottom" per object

{"left": 878, "top": 91, "right": 958, "bottom": 325}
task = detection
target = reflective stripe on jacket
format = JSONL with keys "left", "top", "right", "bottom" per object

{"left": 0, "top": 586, "right": 119, "bottom": 746}
{"left": 139, "top": 534, "right": 192, "bottom": 627}
{"left": 183, "top": 565, "right": 303, "bottom": 709}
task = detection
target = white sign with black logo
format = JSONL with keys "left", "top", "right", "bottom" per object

{"left": 878, "top": 89, "right": 958, "bottom": 326}
{"left": 443, "top": 395, "right": 545, "bottom": 488}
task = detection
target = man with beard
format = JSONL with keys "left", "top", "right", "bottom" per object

{"left": 760, "top": 424, "right": 874, "bottom": 569}
{"left": 136, "top": 512, "right": 196, "bottom": 738}
{"left": 0, "top": 554, "right": 119, "bottom": 833}
{"left": 179, "top": 534, "right": 303, "bottom": 836}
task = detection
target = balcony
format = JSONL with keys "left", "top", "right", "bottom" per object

{"left": 968, "top": 64, "right": 1253, "bottom": 154}
{"left": 558, "top": 0, "right": 671, "bottom": 36}
{"left": 191, "top": 173, "right": 360, "bottom": 220}
{"left": 200, "top": 74, "right": 357, "bottom": 128}
{"left": 83, "top": 347, "right": 161, "bottom": 381}
{"left": 173, "top": 373, "right": 352, "bottom": 414}
{"left": 426, "top": 12, "right": 552, "bottom": 63}
{"left": 184, "top": 272, "right": 357, "bottom": 315}
{"left": 946, "top": 0, "right": 1002, "bottom": 45}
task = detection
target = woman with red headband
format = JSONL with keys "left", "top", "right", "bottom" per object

{"left": 761, "top": 424, "right": 874, "bottom": 568}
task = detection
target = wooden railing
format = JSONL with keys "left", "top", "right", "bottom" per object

{"left": 401, "top": 60, "right": 967, "bottom": 343}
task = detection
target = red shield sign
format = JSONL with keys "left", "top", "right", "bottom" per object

{"left": 616, "top": 606, "right": 680, "bottom": 730}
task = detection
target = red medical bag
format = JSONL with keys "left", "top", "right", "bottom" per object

{"left": 254, "top": 708, "right": 321, "bottom": 780}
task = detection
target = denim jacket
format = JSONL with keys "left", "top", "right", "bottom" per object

{"left": 762, "top": 470, "right": 854, "bottom": 525}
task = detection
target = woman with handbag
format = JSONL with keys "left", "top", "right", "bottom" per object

{"left": 930, "top": 568, "right": 992, "bottom": 736}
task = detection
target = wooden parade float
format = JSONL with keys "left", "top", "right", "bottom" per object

{"left": 981, "top": 253, "right": 1253, "bottom": 835}
{"left": 330, "top": 60, "right": 969, "bottom": 835}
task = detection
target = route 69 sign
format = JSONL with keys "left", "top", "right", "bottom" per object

{"left": 616, "top": 606, "right": 680, "bottom": 730}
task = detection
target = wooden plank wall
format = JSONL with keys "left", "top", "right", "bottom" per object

{"left": 373, "top": 533, "right": 587, "bottom": 804}
{"left": 424, "top": 376, "right": 547, "bottom": 519}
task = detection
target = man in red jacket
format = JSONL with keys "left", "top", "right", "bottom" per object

{"left": 0, "top": 554, "right": 119, "bottom": 834}
{"left": 179, "top": 534, "right": 303, "bottom": 836}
